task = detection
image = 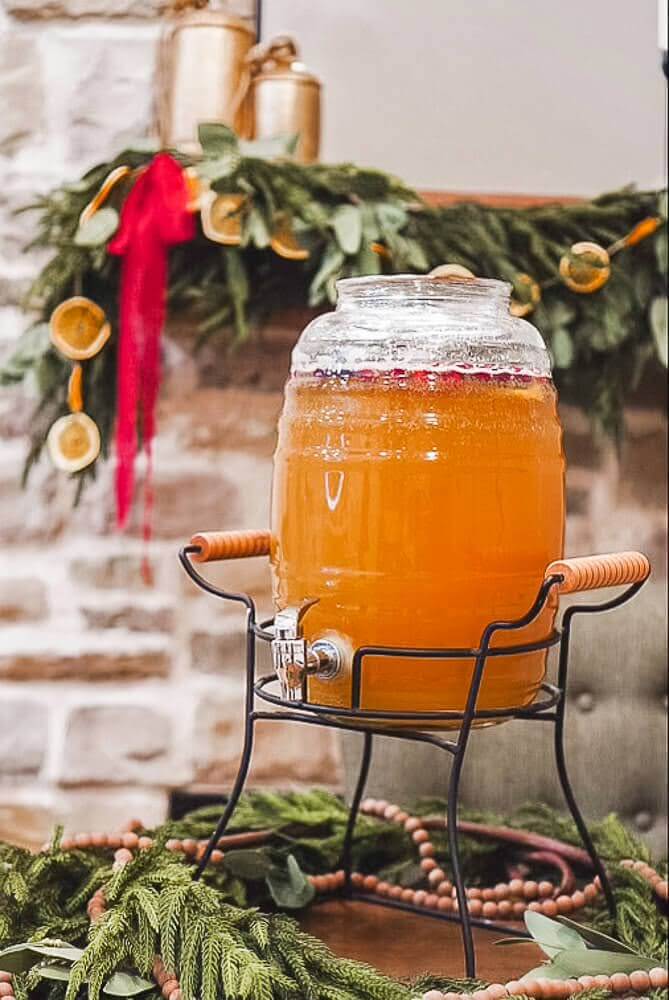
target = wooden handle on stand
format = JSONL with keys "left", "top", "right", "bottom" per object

{"left": 545, "top": 551, "right": 650, "bottom": 594}
{"left": 190, "top": 530, "right": 272, "bottom": 563}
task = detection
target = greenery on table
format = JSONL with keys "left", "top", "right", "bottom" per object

{"left": 0, "top": 126, "right": 666, "bottom": 486}
{"left": 0, "top": 792, "right": 666, "bottom": 1000}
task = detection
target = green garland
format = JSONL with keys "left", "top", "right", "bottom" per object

{"left": 0, "top": 127, "right": 666, "bottom": 486}
{"left": 0, "top": 792, "right": 666, "bottom": 1000}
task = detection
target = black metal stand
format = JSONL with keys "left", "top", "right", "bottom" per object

{"left": 179, "top": 545, "right": 646, "bottom": 976}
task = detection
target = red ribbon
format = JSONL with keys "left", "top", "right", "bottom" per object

{"left": 108, "top": 153, "right": 195, "bottom": 533}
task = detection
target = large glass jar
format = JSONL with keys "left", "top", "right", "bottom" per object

{"left": 270, "top": 275, "right": 565, "bottom": 719}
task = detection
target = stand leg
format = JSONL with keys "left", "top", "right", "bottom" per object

{"left": 448, "top": 739, "right": 476, "bottom": 978}
{"left": 195, "top": 711, "right": 256, "bottom": 879}
{"left": 341, "top": 732, "right": 373, "bottom": 894}
{"left": 554, "top": 614, "right": 617, "bottom": 924}
{"left": 554, "top": 707, "right": 617, "bottom": 922}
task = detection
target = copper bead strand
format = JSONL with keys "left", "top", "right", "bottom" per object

{"left": 45, "top": 831, "right": 226, "bottom": 867}
{"left": 324, "top": 798, "right": 601, "bottom": 920}
{"left": 620, "top": 858, "right": 669, "bottom": 902}
{"left": 419, "top": 966, "right": 667, "bottom": 1000}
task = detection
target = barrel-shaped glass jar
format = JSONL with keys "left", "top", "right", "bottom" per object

{"left": 270, "top": 275, "right": 565, "bottom": 721}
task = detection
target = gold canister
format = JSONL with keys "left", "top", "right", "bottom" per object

{"left": 157, "top": 7, "right": 255, "bottom": 153}
{"left": 245, "top": 36, "right": 321, "bottom": 164}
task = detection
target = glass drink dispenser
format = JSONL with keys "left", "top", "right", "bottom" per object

{"left": 270, "top": 275, "right": 565, "bottom": 719}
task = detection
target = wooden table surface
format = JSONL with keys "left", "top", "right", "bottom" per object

{"left": 301, "top": 900, "right": 542, "bottom": 980}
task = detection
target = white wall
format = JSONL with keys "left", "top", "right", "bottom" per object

{"left": 264, "top": 0, "right": 666, "bottom": 195}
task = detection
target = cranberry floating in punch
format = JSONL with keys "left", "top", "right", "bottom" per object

{"left": 270, "top": 275, "right": 565, "bottom": 718}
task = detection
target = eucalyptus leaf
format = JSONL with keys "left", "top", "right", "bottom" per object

{"left": 266, "top": 854, "right": 315, "bottom": 910}
{"left": 239, "top": 134, "right": 298, "bottom": 159}
{"left": 74, "top": 207, "right": 119, "bottom": 247}
{"left": 521, "top": 962, "right": 573, "bottom": 981}
{"left": 245, "top": 207, "right": 271, "bottom": 249}
{"left": 103, "top": 971, "right": 155, "bottom": 997}
{"left": 0, "top": 942, "right": 83, "bottom": 974}
{"left": 587, "top": 307, "right": 629, "bottom": 350}
{"left": 655, "top": 230, "right": 667, "bottom": 277}
{"left": 494, "top": 937, "right": 542, "bottom": 947}
{"left": 524, "top": 911, "right": 586, "bottom": 958}
{"left": 29, "top": 945, "right": 85, "bottom": 962}
{"left": 332, "top": 204, "right": 363, "bottom": 255}
{"left": 554, "top": 916, "right": 638, "bottom": 955}
{"left": 224, "top": 849, "right": 273, "bottom": 880}
{"left": 0, "top": 323, "right": 51, "bottom": 385}
{"left": 309, "top": 243, "right": 345, "bottom": 305}
{"left": 650, "top": 296, "right": 668, "bottom": 366}
{"left": 34, "top": 349, "right": 67, "bottom": 396}
{"left": 199, "top": 155, "right": 240, "bottom": 183}
{"left": 376, "top": 202, "right": 408, "bottom": 234}
{"left": 360, "top": 202, "right": 381, "bottom": 242}
{"left": 544, "top": 298, "right": 577, "bottom": 327}
{"left": 0, "top": 944, "right": 41, "bottom": 973}
{"left": 658, "top": 190, "right": 668, "bottom": 219}
{"left": 550, "top": 327, "right": 574, "bottom": 368}
{"left": 357, "top": 242, "right": 383, "bottom": 275}
{"left": 36, "top": 964, "right": 72, "bottom": 982}
{"left": 198, "top": 122, "right": 239, "bottom": 159}
{"left": 403, "top": 236, "right": 429, "bottom": 271}
{"left": 632, "top": 267, "right": 654, "bottom": 308}
{"left": 528, "top": 948, "right": 657, "bottom": 977}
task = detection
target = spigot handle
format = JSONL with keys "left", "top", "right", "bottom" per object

{"left": 190, "top": 529, "right": 271, "bottom": 563}
{"left": 545, "top": 551, "right": 650, "bottom": 594}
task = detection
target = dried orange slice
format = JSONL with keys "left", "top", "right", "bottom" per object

{"left": 201, "top": 191, "right": 245, "bottom": 245}
{"left": 47, "top": 412, "right": 101, "bottom": 472}
{"left": 79, "top": 165, "right": 131, "bottom": 227}
{"left": 559, "top": 242, "right": 610, "bottom": 294}
{"left": 429, "top": 263, "right": 476, "bottom": 280}
{"left": 510, "top": 273, "right": 542, "bottom": 317}
{"left": 270, "top": 218, "right": 309, "bottom": 260}
{"left": 50, "top": 297, "right": 111, "bottom": 361}
{"left": 185, "top": 166, "right": 203, "bottom": 213}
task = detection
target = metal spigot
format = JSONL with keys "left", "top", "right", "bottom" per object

{"left": 271, "top": 599, "right": 342, "bottom": 701}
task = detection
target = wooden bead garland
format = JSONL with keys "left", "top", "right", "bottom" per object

{"left": 620, "top": 858, "right": 669, "bottom": 901}
{"left": 345, "top": 799, "right": 602, "bottom": 921}
{"left": 418, "top": 964, "right": 668, "bottom": 1000}
{"left": 26, "top": 812, "right": 666, "bottom": 1000}
{"left": 55, "top": 809, "right": 669, "bottom": 921}
{"left": 46, "top": 832, "right": 229, "bottom": 865}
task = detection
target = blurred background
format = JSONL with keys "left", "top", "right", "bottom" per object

{"left": 0, "top": 1, "right": 666, "bottom": 852}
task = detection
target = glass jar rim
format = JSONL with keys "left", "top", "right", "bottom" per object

{"left": 336, "top": 273, "right": 512, "bottom": 302}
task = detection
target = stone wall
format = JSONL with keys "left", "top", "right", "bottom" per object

{"left": 0, "top": 326, "right": 344, "bottom": 849}
{"left": 0, "top": 0, "right": 666, "bottom": 851}
{"left": 0, "top": 0, "right": 335, "bottom": 849}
